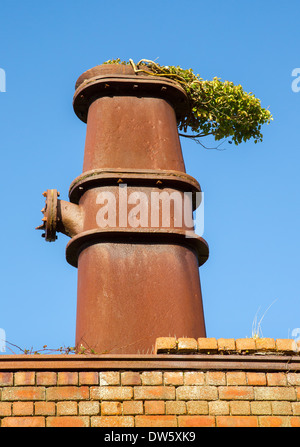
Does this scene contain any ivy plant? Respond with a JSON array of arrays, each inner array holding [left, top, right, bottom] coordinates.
[[104, 58, 273, 147]]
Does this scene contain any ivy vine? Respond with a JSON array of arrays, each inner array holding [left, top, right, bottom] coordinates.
[[104, 58, 273, 147]]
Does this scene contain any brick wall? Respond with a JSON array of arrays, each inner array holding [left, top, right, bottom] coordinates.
[[0, 337, 299, 427]]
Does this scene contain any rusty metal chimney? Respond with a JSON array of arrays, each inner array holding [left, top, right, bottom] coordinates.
[[37, 63, 209, 354]]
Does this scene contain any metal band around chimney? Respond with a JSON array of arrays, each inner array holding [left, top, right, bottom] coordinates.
[[65, 228, 209, 268], [68, 168, 202, 205]]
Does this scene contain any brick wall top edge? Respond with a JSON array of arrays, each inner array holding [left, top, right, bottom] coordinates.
[[155, 337, 300, 355], [0, 338, 299, 372]]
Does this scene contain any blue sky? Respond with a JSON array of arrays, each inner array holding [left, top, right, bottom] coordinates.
[[0, 0, 299, 353]]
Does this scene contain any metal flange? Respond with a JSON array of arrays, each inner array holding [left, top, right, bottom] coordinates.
[[73, 68, 189, 123], [65, 227, 209, 268], [36, 189, 60, 242], [68, 168, 201, 206]]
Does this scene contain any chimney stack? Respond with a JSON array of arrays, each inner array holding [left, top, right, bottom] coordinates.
[[37, 63, 209, 354]]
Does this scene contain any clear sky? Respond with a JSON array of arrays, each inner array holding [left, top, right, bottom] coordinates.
[[0, 0, 299, 353]]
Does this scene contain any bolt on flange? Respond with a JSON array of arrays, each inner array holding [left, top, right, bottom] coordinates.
[[36, 189, 60, 241]]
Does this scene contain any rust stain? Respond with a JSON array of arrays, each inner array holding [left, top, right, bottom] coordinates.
[[37, 64, 209, 354]]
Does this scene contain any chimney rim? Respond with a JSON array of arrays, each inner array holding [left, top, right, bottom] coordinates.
[[73, 68, 189, 123]]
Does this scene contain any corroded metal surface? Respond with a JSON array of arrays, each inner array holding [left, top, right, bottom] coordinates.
[[73, 63, 189, 123], [81, 96, 186, 172], [37, 64, 209, 354], [36, 189, 59, 241], [0, 354, 299, 372], [68, 168, 201, 204], [66, 228, 208, 268], [75, 242, 206, 354]]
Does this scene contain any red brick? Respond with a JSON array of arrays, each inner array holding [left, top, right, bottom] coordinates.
[[2, 416, 45, 427], [57, 401, 78, 416], [12, 401, 34, 416], [46, 386, 89, 401], [79, 401, 100, 415], [291, 417, 300, 427], [144, 401, 165, 415], [36, 372, 57, 386], [91, 386, 132, 401], [2, 386, 45, 401], [14, 372, 35, 386], [208, 401, 229, 415], [235, 338, 256, 352], [123, 401, 143, 415], [217, 338, 236, 352], [250, 401, 272, 415], [246, 372, 266, 386], [197, 337, 218, 353], [100, 372, 120, 386], [255, 338, 276, 351], [101, 401, 122, 415], [184, 372, 205, 385], [164, 372, 183, 385], [177, 338, 198, 353], [292, 402, 300, 415], [79, 371, 99, 385], [187, 401, 209, 415], [206, 371, 226, 386], [135, 415, 177, 427], [141, 371, 162, 385], [57, 372, 78, 385], [219, 386, 254, 400], [121, 372, 141, 386], [154, 337, 177, 354], [267, 372, 287, 386], [217, 416, 258, 427], [178, 416, 215, 427], [91, 416, 134, 427], [287, 373, 300, 386], [0, 402, 11, 416], [46, 416, 89, 427], [34, 401, 56, 416], [166, 401, 186, 414], [134, 386, 175, 400], [259, 416, 290, 427], [254, 386, 296, 401], [230, 401, 251, 415], [276, 339, 295, 352], [176, 386, 218, 401], [0, 372, 13, 386], [271, 401, 292, 415], [227, 372, 247, 385]]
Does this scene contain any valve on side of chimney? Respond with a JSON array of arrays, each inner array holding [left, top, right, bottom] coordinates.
[[36, 189, 83, 241]]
